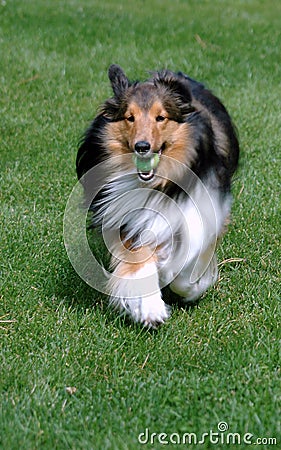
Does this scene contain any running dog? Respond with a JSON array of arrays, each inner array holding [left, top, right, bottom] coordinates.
[[76, 65, 239, 327]]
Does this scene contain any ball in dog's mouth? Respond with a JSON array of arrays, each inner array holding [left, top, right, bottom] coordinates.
[[133, 152, 160, 182]]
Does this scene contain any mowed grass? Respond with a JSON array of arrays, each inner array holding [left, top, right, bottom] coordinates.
[[1, 0, 280, 449]]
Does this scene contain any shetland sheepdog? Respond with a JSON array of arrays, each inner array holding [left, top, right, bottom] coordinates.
[[76, 65, 239, 327]]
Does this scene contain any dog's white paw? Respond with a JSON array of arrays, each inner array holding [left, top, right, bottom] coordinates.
[[133, 292, 170, 328], [109, 261, 170, 327], [111, 291, 170, 328]]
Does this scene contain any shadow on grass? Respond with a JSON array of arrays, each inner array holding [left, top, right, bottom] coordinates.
[[161, 286, 201, 309], [54, 257, 106, 309]]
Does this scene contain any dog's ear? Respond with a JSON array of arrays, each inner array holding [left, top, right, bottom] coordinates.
[[108, 64, 130, 97], [153, 70, 191, 101], [153, 70, 195, 118]]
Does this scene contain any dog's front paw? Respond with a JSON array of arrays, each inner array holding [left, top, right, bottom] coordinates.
[[108, 260, 170, 327], [137, 292, 170, 328], [112, 291, 170, 328]]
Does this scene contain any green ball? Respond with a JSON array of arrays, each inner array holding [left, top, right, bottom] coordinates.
[[133, 153, 160, 171]]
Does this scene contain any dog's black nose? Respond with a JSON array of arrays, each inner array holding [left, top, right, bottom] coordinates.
[[134, 141, 151, 155]]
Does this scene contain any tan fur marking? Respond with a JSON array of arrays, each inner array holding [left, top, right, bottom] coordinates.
[[103, 121, 129, 155], [113, 245, 158, 277], [124, 100, 170, 152]]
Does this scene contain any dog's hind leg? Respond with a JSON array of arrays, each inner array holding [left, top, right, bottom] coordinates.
[[107, 246, 170, 327]]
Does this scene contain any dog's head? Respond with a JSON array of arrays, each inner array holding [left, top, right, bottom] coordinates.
[[101, 65, 196, 183]]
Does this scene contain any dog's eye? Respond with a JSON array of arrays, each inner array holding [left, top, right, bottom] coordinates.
[[156, 115, 166, 122], [126, 115, 135, 123]]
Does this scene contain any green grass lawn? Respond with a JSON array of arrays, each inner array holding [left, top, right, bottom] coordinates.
[[1, 0, 280, 449]]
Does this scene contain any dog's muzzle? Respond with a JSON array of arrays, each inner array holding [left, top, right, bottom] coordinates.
[[133, 141, 164, 181], [132, 150, 161, 182]]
